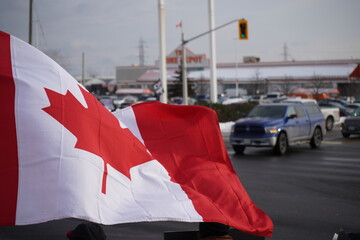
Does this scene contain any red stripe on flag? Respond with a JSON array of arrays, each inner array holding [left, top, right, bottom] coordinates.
[[0, 31, 19, 225], [131, 102, 273, 237]]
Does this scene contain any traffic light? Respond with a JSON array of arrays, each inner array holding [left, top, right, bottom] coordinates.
[[238, 19, 248, 40]]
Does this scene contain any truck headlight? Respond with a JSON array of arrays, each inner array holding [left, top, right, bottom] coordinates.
[[339, 117, 346, 125], [265, 126, 278, 134], [230, 125, 235, 134]]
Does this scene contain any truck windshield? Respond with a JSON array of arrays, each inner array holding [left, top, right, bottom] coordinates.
[[247, 105, 287, 118]]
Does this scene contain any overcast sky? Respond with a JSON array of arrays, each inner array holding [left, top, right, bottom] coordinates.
[[1, 0, 360, 77]]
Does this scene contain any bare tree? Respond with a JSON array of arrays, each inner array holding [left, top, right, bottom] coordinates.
[[309, 74, 327, 97], [44, 49, 72, 73], [88, 70, 99, 79], [194, 75, 209, 96], [251, 69, 263, 95], [279, 75, 294, 95]]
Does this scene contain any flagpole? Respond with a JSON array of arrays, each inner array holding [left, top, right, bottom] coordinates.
[[208, 0, 218, 103], [158, 0, 167, 103]]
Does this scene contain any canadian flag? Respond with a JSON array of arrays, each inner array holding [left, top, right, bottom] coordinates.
[[176, 21, 182, 28], [0, 31, 273, 237]]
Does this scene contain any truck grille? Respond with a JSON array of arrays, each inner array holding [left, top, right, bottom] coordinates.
[[345, 119, 360, 128], [234, 125, 265, 135]]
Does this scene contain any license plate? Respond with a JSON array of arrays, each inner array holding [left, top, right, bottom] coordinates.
[[243, 139, 251, 144], [349, 126, 355, 131]]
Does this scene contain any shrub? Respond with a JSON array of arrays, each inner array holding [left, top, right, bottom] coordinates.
[[196, 102, 258, 122]]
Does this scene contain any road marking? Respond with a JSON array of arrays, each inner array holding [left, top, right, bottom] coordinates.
[[323, 157, 360, 163], [322, 141, 343, 145], [323, 140, 360, 145]]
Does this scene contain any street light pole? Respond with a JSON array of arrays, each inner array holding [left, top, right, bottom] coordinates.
[[181, 33, 188, 105], [180, 18, 240, 105], [28, 0, 33, 44], [208, 0, 218, 103], [158, 0, 167, 103]]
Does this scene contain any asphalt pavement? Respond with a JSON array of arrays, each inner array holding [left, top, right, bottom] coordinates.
[[1, 126, 359, 240]]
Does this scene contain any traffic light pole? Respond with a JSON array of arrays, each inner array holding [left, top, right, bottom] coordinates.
[[181, 18, 240, 104], [183, 19, 239, 45]]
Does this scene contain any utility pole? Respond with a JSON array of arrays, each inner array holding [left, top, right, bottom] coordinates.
[[282, 43, 290, 61], [138, 38, 146, 66], [82, 52, 85, 86], [29, 0, 33, 44], [158, 0, 167, 103]]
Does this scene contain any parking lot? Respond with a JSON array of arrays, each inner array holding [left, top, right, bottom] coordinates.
[[225, 126, 360, 240]]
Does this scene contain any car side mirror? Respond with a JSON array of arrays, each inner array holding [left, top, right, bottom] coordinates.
[[287, 114, 298, 120]]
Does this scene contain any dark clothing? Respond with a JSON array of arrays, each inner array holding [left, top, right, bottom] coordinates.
[[199, 222, 232, 239], [200, 235, 233, 240], [66, 222, 106, 240]]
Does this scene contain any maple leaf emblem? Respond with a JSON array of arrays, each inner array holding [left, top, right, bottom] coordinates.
[[42, 86, 152, 194]]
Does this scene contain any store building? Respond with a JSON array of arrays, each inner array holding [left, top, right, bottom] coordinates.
[[115, 46, 360, 98]]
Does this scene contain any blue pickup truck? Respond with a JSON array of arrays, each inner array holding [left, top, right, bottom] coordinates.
[[230, 102, 326, 155]]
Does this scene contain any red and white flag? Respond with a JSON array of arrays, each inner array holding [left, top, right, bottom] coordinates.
[[176, 21, 182, 28], [0, 31, 273, 237]]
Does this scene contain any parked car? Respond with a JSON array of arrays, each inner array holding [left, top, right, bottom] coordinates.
[[346, 103, 360, 110], [113, 95, 138, 109], [340, 108, 360, 138], [222, 97, 247, 105], [196, 94, 211, 104], [339, 96, 356, 103], [317, 101, 353, 117], [248, 95, 266, 103], [324, 98, 350, 107], [98, 96, 116, 112], [261, 92, 287, 103], [230, 102, 326, 155]]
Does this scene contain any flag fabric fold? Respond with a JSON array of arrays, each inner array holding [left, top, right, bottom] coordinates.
[[0, 31, 273, 237], [114, 102, 273, 236]]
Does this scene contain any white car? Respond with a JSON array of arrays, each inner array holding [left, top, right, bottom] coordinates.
[[222, 97, 247, 105]]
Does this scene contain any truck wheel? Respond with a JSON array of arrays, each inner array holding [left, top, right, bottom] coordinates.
[[274, 132, 287, 155], [233, 145, 245, 154], [310, 127, 322, 148], [342, 132, 350, 138], [325, 117, 334, 131]]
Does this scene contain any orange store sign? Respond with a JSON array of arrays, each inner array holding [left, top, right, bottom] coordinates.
[[165, 46, 209, 68]]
